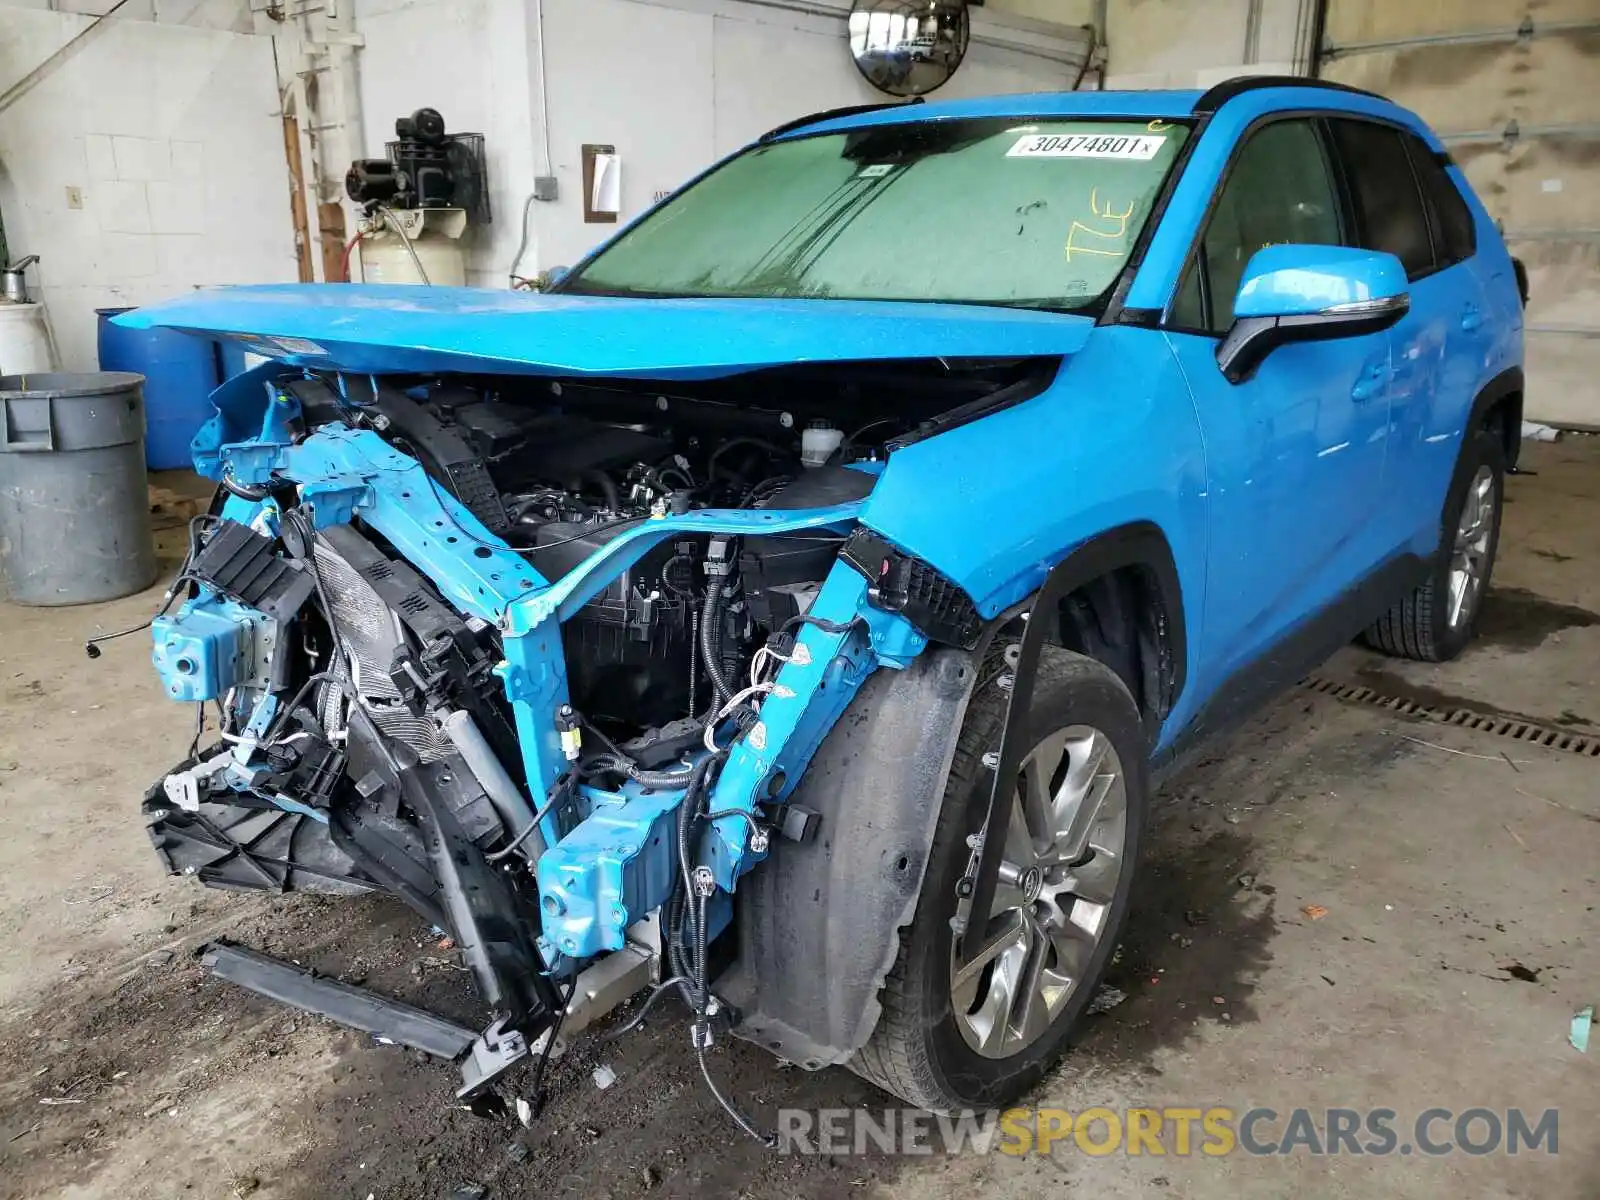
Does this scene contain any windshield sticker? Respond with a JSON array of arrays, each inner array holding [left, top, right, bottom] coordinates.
[[856, 164, 896, 179], [1008, 133, 1166, 160]]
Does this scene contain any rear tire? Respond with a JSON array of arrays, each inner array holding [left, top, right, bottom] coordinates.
[[849, 647, 1147, 1111], [1364, 426, 1505, 663]]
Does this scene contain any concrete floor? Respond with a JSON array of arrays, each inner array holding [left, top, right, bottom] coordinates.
[[0, 439, 1596, 1200]]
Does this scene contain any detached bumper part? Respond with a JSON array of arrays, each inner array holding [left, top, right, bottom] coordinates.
[[201, 942, 478, 1059], [200, 942, 532, 1097]]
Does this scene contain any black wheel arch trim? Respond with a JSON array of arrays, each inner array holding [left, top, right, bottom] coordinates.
[[1470, 364, 1524, 471], [956, 521, 1185, 965], [988, 521, 1189, 734]]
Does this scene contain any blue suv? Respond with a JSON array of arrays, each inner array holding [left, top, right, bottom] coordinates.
[[125, 76, 1522, 1128]]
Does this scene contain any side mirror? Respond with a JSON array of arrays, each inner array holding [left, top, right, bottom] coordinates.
[[1216, 245, 1410, 384]]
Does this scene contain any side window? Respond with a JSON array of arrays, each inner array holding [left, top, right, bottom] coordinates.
[[1327, 119, 1434, 279], [1172, 119, 1343, 334], [1171, 257, 1205, 329], [1405, 135, 1477, 267]]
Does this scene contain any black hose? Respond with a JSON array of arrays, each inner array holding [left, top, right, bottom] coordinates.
[[656, 751, 776, 1147], [665, 889, 688, 972], [600, 975, 691, 1042], [665, 887, 694, 1004], [86, 514, 218, 658], [699, 584, 733, 706], [261, 671, 336, 742], [669, 758, 717, 1009], [707, 437, 786, 485], [688, 608, 701, 716], [682, 769, 774, 1147], [579, 468, 621, 512], [220, 474, 272, 502], [484, 772, 574, 863], [782, 612, 861, 637], [632, 764, 698, 788], [693, 872, 710, 1018], [675, 759, 713, 902], [698, 1045, 777, 1148], [526, 973, 576, 1118], [582, 753, 697, 790], [702, 808, 764, 838], [659, 554, 697, 598]]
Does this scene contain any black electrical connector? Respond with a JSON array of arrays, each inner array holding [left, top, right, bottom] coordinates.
[[778, 805, 822, 845]]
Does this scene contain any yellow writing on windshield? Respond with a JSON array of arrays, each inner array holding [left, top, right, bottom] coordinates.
[[1064, 188, 1136, 262]]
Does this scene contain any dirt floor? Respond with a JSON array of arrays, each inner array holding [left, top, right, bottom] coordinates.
[[1, 439, 1596, 1200]]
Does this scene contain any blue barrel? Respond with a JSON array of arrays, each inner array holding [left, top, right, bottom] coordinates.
[[96, 307, 220, 470], [217, 339, 252, 380]]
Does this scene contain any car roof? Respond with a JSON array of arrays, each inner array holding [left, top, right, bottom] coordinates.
[[770, 76, 1419, 141]]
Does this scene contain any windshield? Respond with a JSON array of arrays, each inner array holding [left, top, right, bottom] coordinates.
[[562, 117, 1190, 310]]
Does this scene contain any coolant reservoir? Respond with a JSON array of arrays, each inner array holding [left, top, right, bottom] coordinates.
[[800, 420, 844, 469]]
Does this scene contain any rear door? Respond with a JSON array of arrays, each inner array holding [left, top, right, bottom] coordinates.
[[1324, 117, 1491, 551], [1164, 115, 1395, 713]]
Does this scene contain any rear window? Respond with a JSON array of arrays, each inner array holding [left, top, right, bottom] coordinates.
[[1327, 119, 1434, 279], [1405, 135, 1477, 267]]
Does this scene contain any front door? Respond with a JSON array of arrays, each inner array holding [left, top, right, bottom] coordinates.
[[1164, 116, 1394, 715]]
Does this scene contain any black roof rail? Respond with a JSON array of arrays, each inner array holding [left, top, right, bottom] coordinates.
[[1192, 74, 1386, 114], [759, 97, 925, 143]]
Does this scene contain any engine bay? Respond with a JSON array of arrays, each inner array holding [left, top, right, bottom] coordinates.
[[436, 387, 877, 737], [274, 358, 1026, 745]]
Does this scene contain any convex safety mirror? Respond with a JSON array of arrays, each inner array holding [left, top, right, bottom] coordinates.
[[849, 0, 970, 97]]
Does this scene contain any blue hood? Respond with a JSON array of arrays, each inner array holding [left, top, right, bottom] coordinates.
[[117, 285, 1092, 381]]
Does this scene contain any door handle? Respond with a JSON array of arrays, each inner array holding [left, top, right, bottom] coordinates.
[[1461, 305, 1484, 332], [1351, 362, 1387, 402]]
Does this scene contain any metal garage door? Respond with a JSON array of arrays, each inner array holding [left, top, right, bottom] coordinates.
[[1319, 0, 1600, 428]]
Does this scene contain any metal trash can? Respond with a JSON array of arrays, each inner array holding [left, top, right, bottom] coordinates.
[[0, 372, 158, 605]]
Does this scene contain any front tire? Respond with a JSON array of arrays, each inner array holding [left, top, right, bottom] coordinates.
[[850, 648, 1148, 1111], [1365, 426, 1505, 662]]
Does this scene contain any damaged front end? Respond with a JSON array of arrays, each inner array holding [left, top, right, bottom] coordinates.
[[132, 352, 999, 1117]]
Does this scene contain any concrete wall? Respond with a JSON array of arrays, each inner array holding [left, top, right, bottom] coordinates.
[[0, 4, 297, 371], [987, 0, 1094, 24], [353, 0, 538, 289], [352, 0, 1094, 283], [0, 0, 252, 32], [533, 0, 1089, 271], [1104, 0, 1308, 86]]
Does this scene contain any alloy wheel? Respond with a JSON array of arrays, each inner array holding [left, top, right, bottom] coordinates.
[[951, 725, 1128, 1059], [1448, 464, 1496, 629]]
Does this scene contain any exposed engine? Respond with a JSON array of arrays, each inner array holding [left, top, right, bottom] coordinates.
[[503, 425, 871, 736], [296, 371, 918, 744]]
